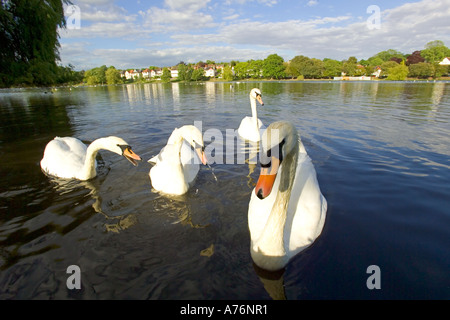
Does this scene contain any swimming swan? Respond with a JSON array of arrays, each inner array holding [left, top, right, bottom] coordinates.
[[248, 121, 327, 271], [40, 136, 142, 181], [148, 125, 207, 195], [238, 88, 264, 142]]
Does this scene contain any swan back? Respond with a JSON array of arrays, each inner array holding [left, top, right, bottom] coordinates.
[[149, 125, 206, 195]]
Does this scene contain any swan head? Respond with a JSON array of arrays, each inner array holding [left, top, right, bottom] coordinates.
[[178, 125, 207, 165], [255, 121, 298, 199], [250, 88, 264, 106], [98, 136, 142, 166]]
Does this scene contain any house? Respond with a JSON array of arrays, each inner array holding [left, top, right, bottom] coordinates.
[[205, 67, 216, 78], [439, 57, 450, 65], [141, 69, 150, 78], [372, 66, 382, 78], [124, 69, 140, 80], [170, 68, 178, 78]]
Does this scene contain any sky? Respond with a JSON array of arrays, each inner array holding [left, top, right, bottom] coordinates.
[[58, 0, 450, 70]]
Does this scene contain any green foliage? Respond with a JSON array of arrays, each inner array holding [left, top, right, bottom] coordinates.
[[421, 40, 450, 63], [191, 68, 205, 81], [408, 62, 434, 78], [177, 64, 188, 81], [247, 60, 264, 79], [386, 62, 409, 80], [263, 54, 286, 79], [105, 66, 122, 85], [0, 0, 70, 87], [222, 66, 234, 81], [234, 61, 249, 79], [84, 65, 107, 85], [373, 49, 406, 62], [288, 55, 324, 79], [161, 67, 171, 82], [323, 59, 342, 78], [342, 57, 358, 76]]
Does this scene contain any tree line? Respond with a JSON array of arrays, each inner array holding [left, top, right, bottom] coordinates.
[[78, 40, 450, 86]]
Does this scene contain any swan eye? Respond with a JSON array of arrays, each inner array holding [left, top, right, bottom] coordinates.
[[118, 144, 131, 154]]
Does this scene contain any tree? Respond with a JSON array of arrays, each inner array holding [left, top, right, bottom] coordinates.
[[177, 64, 187, 81], [386, 62, 409, 80], [0, 0, 70, 87], [408, 62, 434, 78], [342, 56, 358, 76], [380, 61, 398, 77], [263, 54, 286, 79], [421, 40, 450, 78], [105, 66, 121, 84], [84, 65, 107, 85], [191, 68, 205, 81], [421, 40, 450, 63], [406, 51, 425, 66], [374, 49, 405, 62], [222, 66, 234, 81], [248, 59, 263, 79], [161, 67, 171, 82], [234, 61, 249, 79], [323, 59, 342, 78]]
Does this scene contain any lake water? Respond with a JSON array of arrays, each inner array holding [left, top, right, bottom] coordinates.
[[0, 81, 449, 300]]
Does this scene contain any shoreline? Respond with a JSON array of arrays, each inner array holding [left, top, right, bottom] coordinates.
[[1, 76, 450, 90]]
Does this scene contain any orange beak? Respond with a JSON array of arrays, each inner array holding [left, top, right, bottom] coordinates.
[[123, 147, 142, 166], [196, 146, 207, 165], [255, 156, 280, 199], [256, 95, 264, 106]]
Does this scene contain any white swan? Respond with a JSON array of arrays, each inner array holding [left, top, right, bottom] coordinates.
[[40, 136, 142, 181], [238, 88, 264, 142], [248, 121, 327, 271], [148, 125, 207, 196]]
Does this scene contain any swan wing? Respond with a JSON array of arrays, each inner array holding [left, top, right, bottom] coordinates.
[[149, 143, 189, 195], [285, 152, 327, 255], [180, 140, 200, 184], [238, 117, 262, 142], [40, 137, 89, 179]]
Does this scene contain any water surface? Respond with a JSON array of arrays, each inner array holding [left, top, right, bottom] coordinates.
[[0, 81, 449, 299]]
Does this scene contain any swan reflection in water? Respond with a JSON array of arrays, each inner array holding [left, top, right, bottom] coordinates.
[[45, 172, 139, 233]]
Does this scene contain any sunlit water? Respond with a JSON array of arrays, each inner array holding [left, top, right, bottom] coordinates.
[[0, 81, 449, 299]]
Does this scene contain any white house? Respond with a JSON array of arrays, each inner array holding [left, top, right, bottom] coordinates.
[[372, 66, 382, 78], [439, 57, 450, 65], [125, 69, 140, 80], [170, 68, 178, 78], [141, 69, 150, 78], [205, 67, 216, 78]]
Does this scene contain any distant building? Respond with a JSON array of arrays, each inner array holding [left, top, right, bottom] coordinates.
[[439, 57, 450, 65], [141, 69, 150, 78], [205, 67, 216, 78]]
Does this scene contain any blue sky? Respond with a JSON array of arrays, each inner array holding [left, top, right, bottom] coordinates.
[[59, 0, 450, 70]]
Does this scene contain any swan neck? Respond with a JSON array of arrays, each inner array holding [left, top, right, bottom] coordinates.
[[81, 139, 103, 180], [259, 140, 299, 255], [250, 96, 258, 125]]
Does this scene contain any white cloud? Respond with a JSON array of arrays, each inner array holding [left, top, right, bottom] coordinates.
[[60, 0, 450, 70], [60, 22, 148, 39], [223, 14, 240, 20], [141, 0, 216, 32], [307, 0, 318, 7]]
